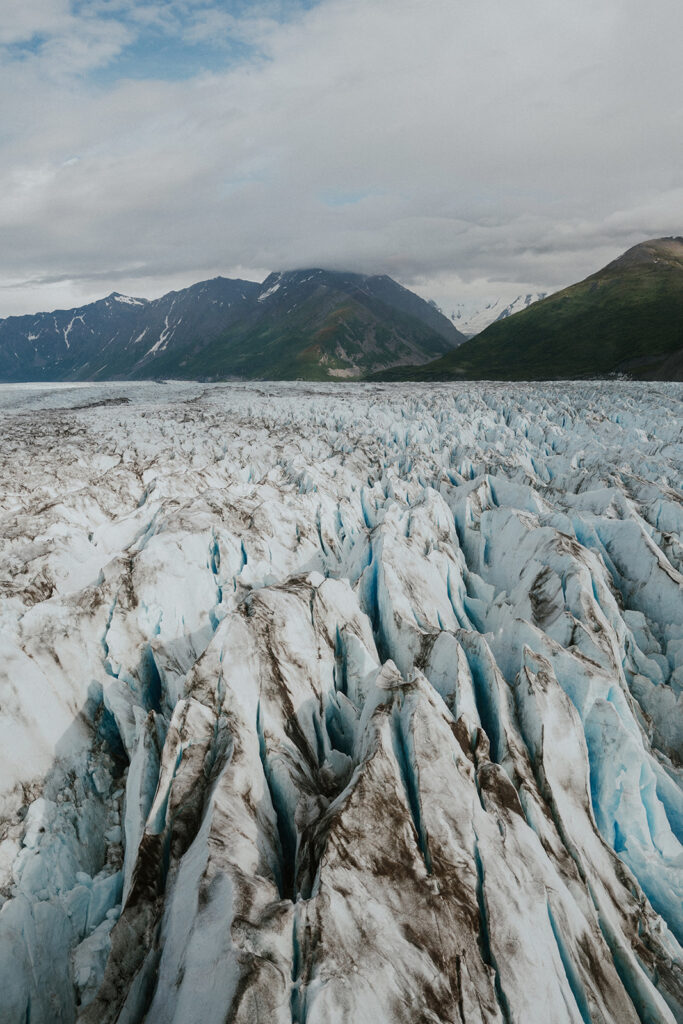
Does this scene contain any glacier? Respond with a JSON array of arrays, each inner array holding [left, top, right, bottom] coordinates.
[[0, 379, 681, 1024]]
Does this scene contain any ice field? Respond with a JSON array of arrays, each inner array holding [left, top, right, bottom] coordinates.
[[0, 380, 681, 1023]]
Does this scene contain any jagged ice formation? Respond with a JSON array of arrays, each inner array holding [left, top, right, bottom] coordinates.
[[0, 380, 681, 1024]]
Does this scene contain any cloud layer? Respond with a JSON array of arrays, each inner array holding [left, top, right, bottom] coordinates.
[[1, 0, 682, 315]]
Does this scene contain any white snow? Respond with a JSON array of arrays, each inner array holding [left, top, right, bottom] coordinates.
[[0, 379, 681, 1024], [257, 279, 282, 302], [63, 314, 85, 349], [145, 315, 173, 356], [113, 295, 144, 306], [451, 292, 549, 336]]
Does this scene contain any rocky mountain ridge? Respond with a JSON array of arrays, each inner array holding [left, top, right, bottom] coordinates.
[[0, 270, 465, 382]]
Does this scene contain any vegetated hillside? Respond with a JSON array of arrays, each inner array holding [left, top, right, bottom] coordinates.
[[0, 270, 465, 382], [377, 237, 683, 381]]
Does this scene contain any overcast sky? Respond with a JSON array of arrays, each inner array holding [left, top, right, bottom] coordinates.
[[1, 0, 682, 317]]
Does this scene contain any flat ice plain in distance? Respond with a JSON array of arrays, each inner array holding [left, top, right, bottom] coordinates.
[[0, 379, 681, 1024]]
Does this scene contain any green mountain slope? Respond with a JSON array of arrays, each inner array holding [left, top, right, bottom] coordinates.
[[376, 237, 683, 381]]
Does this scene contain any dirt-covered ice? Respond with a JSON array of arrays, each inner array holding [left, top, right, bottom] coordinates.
[[0, 380, 681, 1024]]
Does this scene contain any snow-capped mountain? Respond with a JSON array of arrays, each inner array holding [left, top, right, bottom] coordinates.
[[450, 292, 548, 336], [0, 380, 681, 1023], [0, 270, 465, 382], [0, 277, 261, 382]]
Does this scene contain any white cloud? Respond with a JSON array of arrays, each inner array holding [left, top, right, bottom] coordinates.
[[0, 0, 681, 315], [0, 3, 134, 77], [0, 0, 72, 46]]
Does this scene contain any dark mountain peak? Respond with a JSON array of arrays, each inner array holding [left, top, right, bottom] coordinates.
[[262, 267, 403, 290], [259, 268, 354, 290], [193, 274, 260, 290], [252, 268, 465, 345], [152, 276, 260, 302], [254, 268, 369, 309]]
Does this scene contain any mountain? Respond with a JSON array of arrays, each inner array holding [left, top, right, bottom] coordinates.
[[379, 237, 683, 380], [0, 270, 465, 382], [450, 292, 548, 337], [0, 278, 261, 382], [147, 269, 465, 380]]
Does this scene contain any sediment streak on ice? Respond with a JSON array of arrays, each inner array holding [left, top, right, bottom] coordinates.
[[0, 380, 681, 1024]]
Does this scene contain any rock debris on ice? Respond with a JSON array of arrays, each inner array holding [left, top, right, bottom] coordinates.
[[0, 379, 681, 1024]]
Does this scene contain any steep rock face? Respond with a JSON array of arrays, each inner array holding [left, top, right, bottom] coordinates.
[[0, 380, 681, 1024]]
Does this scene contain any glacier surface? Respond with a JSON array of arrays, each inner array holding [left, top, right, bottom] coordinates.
[[0, 380, 681, 1024]]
